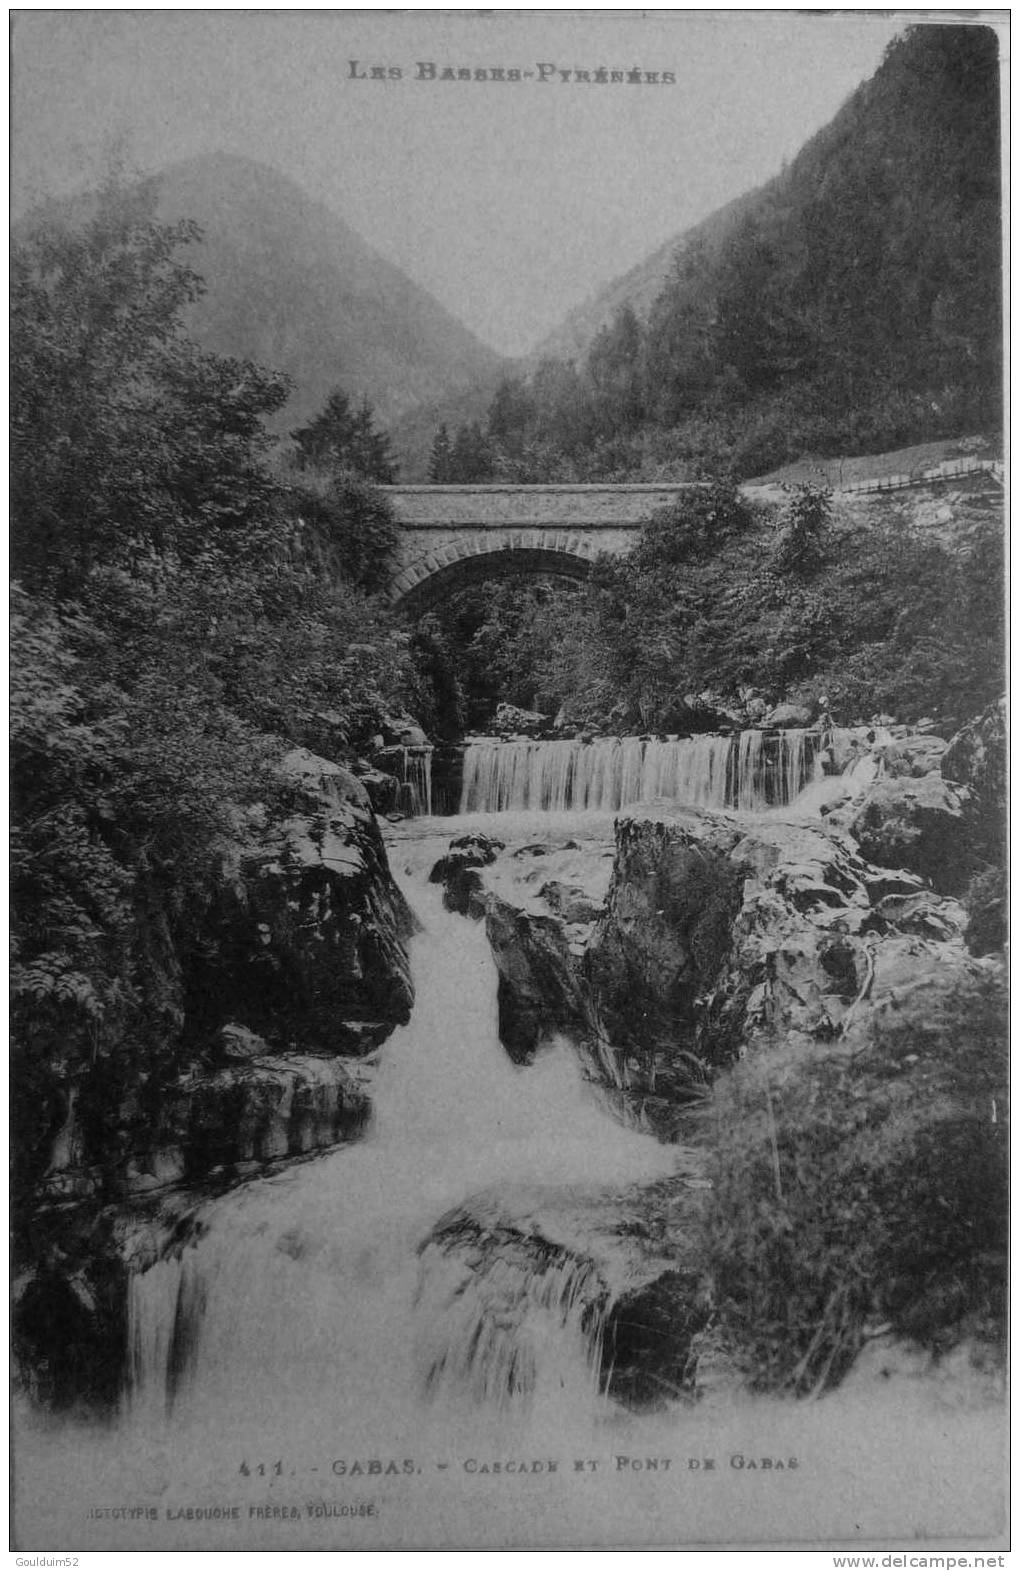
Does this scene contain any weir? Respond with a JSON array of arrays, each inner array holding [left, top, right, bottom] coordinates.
[[459, 730, 819, 815]]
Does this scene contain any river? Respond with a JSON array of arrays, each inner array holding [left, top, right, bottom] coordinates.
[[13, 812, 1006, 1551]]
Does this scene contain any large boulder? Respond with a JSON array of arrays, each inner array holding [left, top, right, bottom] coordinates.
[[876, 733, 949, 777], [584, 809, 748, 1093], [580, 803, 978, 1119], [429, 833, 505, 916], [843, 771, 971, 892], [188, 749, 416, 1056], [941, 698, 1007, 864], [493, 701, 549, 736], [484, 896, 587, 1062], [766, 701, 814, 727]]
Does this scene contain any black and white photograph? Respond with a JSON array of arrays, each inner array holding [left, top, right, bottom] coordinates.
[[10, 8, 1008, 1554]]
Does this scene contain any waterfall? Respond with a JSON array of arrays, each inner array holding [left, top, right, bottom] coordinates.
[[459, 731, 818, 815], [416, 1235, 607, 1414], [393, 745, 433, 816], [120, 870, 676, 1442]]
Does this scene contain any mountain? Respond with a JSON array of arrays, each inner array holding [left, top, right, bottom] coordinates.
[[149, 152, 505, 435], [533, 22, 1001, 399], [462, 23, 1002, 481], [529, 188, 761, 369]]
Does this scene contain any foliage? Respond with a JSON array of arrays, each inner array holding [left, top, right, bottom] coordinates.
[[427, 424, 454, 482], [285, 467, 400, 595], [425, 416, 496, 482], [10, 171, 422, 1207], [291, 386, 396, 482], [517, 483, 1003, 730], [701, 970, 1008, 1392], [11, 174, 290, 595], [421, 578, 583, 729], [406, 614, 466, 740]]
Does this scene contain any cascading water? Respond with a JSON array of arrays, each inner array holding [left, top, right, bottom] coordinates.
[[16, 818, 1006, 1550], [459, 731, 819, 815], [391, 745, 434, 816], [119, 857, 677, 1449]]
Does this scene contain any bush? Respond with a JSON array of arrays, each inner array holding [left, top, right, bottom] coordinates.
[[701, 969, 1007, 1393]]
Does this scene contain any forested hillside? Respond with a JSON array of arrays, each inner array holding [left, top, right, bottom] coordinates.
[[429, 25, 1002, 482]]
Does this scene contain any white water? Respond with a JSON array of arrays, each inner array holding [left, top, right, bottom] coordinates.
[[120, 854, 677, 1445], [14, 825, 1007, 1550], [389, 744, 433, 816], [460, 730, 817, 814]]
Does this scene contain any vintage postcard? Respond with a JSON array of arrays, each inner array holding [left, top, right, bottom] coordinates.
[[10, 8, 1007, 1555]]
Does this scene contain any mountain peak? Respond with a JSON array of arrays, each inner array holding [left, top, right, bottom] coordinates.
[[147, 152, 505, 436]]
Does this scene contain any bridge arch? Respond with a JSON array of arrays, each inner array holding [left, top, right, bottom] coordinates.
[[390, 528, 594, 612]]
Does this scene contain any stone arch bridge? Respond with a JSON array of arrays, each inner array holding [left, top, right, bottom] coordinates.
[[383, 484, 698, 611]]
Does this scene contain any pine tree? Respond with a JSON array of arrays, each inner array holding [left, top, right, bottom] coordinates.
[[291, 388, 396, 482], [428, 424, 454, 482]]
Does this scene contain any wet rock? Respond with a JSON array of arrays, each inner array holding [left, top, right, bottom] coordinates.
[[443, 864, 487, 918], [13, 1255, 129, 1412], [585, 810, 748, 1093], [484, 897, 587, 1062], [602, 1268, 710, 1409], [572, 804, 978, 1113], [430, 836, 503, 916], [512, 839, 581, 859], [218, 1023, 272, 1062], [189, 748, 417, 1057], [352, 765, 401, 815], [766, 701, 814, 727], [538, 880, 602, 925], [418, 1180, 714, 1413], [174, 1054, 369, 1181], [942, 698, 1007, 865], [380, 712, 429, 748], [493, 701, 549, 736], [877, 734, 949, 777], [449, 831, 505, 860], [845, 772, 970, 893]]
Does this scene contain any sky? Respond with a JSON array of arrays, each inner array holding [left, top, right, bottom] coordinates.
[[12, 9, 913, 357]]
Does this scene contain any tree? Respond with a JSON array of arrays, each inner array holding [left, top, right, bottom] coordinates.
[[449, 421, 494, 482], [427, 424, 454, 482], [11, 173, 295, 593], [291, 471, 399, 595], [291, 388, 396, 482], [486, 377, 534, 458]]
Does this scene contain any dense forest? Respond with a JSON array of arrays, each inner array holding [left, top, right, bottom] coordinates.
[[429, 26, 1002, 484]]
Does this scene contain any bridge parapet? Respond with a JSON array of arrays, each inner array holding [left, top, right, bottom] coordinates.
[[383, 482, 698, 530]]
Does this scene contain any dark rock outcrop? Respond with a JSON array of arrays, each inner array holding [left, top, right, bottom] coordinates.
[[429, 832, 504, 916], [585, 811, 748, 1087], [843, 771, 971, 892], [942, 697, 1007, 865], [484, 897, 588, 1062], [447, 802, 979, 1132], [20, 749, 413, 1250], [187, 749, 416, 1058], [766, 700, 814, 727]]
